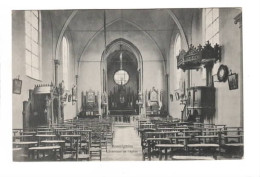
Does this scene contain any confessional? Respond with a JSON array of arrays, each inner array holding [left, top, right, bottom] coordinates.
[[22, 83, 65, 129]]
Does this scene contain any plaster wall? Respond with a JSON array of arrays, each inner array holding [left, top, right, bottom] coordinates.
[[77, 21, 165, 113], [12, 11, 76, 128], [169, 8, 242, 127]]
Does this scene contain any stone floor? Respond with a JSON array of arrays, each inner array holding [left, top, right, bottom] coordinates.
[[102, 125, 143, 161]]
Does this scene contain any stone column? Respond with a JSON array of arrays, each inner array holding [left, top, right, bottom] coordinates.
[[205, 63, 214, 87], [54, 59, 62, 123], [54, 59, 60, 86], [165, 74, 169, 115], [75, 75, 79, 115]]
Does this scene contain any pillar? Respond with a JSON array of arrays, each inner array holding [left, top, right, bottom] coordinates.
[[166, 74, 169, 115], [54, 59, 62, 123], [75, 75, 79, 115], [205, 63, 214, 87], [54, 59, 60, 86]]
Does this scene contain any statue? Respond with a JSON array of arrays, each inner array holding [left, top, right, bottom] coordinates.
[[138, 92, 143, 103], [59, 80, 65, 95], [72, 85, 77, 101]]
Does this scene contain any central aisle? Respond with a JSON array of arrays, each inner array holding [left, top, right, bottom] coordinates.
[[102, 125, 143, 161]]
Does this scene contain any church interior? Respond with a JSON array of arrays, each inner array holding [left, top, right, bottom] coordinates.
[[12, 8, 243, 161]]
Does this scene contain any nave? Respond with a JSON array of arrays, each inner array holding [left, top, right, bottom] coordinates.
[[13, 116, 243, 161], [102, 125, 142, 161], [12, 8, 244, 162]]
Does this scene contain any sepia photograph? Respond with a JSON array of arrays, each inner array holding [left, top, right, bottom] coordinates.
[[1, 0, 260, 176], [12, 8, 244, 162]]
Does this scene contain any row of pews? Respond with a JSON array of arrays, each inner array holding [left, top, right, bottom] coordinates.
[[137, 119, 243, 160], [13, 118, 114, 161]]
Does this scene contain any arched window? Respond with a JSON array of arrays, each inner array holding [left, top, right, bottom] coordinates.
[[62, 37, 69, 90], [174, 34, 182, 89], [25, 10, 41, 80], [203, 8, 219, 44], [203, 8, 220, 83]]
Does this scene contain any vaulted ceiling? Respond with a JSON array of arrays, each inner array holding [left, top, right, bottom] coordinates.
[[68, 9, 175, 61], [47, 9, 196, 62]]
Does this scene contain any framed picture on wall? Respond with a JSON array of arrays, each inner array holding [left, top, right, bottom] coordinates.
[[68, 94, 72, 102], [175, 92, 180, 100], [228, 73, 238, 90], [170, 94, 173, 102], [13, 78, 22, 94]]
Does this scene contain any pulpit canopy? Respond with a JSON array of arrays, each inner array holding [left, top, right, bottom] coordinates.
[[177, 41, 221, 71]]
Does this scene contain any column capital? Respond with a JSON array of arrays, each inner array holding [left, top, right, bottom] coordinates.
[[234, 12, 242, 28], [54, 59, 60, 65]]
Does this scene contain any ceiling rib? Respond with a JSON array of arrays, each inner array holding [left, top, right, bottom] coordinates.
[[55, 10, 78, 60], [78, 18, 165, 68]]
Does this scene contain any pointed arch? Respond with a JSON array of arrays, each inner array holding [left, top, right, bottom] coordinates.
[[55, 10, 78, 60], [166, 9, 189, 49], [100, 38, 144, 104]]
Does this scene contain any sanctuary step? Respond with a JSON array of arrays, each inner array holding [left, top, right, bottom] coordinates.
[[109, 115, 139, 126], [109, 109, 137, 115], [113, 123, 134, 127]]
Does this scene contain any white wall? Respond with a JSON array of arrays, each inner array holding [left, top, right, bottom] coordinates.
[[169, 8, 243, 127], [214, 8, 242, 126], [12, 11, 77, 128]]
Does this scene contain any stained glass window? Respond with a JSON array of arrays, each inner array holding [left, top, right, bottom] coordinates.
[[114, 70, 129, 85]]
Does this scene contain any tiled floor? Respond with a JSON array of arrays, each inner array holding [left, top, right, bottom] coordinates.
[[102, 125, 143, 161]]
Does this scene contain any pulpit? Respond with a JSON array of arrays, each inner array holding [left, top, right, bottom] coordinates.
[[177, 42, 221, 71], [186, 86, 215, 122]]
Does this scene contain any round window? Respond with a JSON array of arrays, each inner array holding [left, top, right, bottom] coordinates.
[[114, 70, 129, 85]]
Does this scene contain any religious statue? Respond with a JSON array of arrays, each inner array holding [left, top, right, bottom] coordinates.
[[72, 85, 77, 101], [59, 80, 65, 95], [68, 94, 72, 102], [119, 94, 125, 104]]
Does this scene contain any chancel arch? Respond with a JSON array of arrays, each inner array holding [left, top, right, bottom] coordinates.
[[100, 38, 143, 116], [76, 18, 165, 76]]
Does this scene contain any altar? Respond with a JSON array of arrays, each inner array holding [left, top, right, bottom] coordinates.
[[108, 85, 138, 115]]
